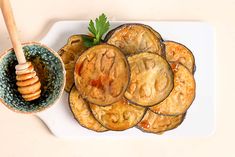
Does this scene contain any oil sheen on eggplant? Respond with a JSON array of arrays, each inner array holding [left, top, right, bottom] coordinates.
[[74, 44, 130, 106], [69, 85, 108, 132], [90, 98, 146, 131], [164, 41, 195, 73], [58, 35, 89, 92], [106, 24, 164, 56], [137, 110, 185, 134], [125, 52, 174, 107], [57, 22, 197, 135], [150, 63, 196, 115]]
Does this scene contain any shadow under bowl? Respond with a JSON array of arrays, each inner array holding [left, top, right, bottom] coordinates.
[[0, 42, 65, 114]]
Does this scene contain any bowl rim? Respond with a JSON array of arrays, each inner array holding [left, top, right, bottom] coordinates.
[[0, 41, 66, 114]]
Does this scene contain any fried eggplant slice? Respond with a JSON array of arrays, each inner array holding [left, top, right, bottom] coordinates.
[[137, 110, 185, 134], [106, 24, 164, 56], [69, 85, 108, 132], [90, 98, 146, 131], [58, 35, 89, 92], [74, 44, 129, 106], [164, 41, 195, 73], [124, 52, 174, 107], [150, 63, 196, 115]]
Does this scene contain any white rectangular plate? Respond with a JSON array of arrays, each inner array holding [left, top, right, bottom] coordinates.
[[37, 21, 215, 138]]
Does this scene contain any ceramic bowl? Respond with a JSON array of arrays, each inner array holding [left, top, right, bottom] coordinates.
[[0, 42, 65, 114]]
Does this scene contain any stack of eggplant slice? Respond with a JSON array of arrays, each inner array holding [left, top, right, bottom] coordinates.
[[58, 24, 196, 134]]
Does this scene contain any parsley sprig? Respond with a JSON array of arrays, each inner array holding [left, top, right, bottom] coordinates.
[[83, 13, 110, 47]]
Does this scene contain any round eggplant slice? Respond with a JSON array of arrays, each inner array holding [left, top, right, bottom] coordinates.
[[150, 63, 196, 115], [69, 85, 108, 132], [58, 35, 89, 92], [74, 44, 130, 106], [124, 52, 174, 107], [164, 41, 195, 73], [90, 98, 146, 131], [137, 110, 185, 134], [106, 24, 164, 56]]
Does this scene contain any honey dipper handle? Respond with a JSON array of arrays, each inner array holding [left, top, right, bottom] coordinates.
[[1, 0, 26, 64]]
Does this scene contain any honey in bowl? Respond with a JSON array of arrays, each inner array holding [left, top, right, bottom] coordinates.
[[31, 56, 49, 93], [0, 42, 65, 113]]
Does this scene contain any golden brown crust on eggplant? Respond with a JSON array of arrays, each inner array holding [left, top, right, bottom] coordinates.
[[150, 63, 195, 115], [60, 23, 196, 135], [137, 110, 185, 134], [90, 98, 146, 131], [74, 44, 130, 106], [143, 24, 163, 41], [106, 24, 163, 56], [58, 35, 88, 92], [164, 41, 195, 73], [124, 52, 174, 107], [69, 85, 108, 132]]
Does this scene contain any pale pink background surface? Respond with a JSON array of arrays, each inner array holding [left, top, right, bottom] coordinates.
[[0, 0, 233, 156]]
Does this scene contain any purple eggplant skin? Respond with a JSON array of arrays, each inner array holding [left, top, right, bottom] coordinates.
[[74, 43, 131, 106], [89, 102, 148, 131], [136, 112, 186, 134], [163, 40, 196, 74], [144, 24, 166, 58], [68, 84, 108, 132], [124, 53, 174, 108], [148, 62, 196, 116], [104, 23, 165, 57], [104, 23, 163, 42]]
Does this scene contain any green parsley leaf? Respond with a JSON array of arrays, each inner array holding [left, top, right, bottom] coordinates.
[[83, 13, 110, 47], [88, 20, 96, 36], [82, 35, 95, 47]]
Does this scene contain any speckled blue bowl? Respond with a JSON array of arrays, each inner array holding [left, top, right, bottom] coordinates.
[[0, 42, 65, 114]]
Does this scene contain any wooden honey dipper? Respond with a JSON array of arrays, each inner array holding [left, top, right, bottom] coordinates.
[[1, 0, 41, 101]]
